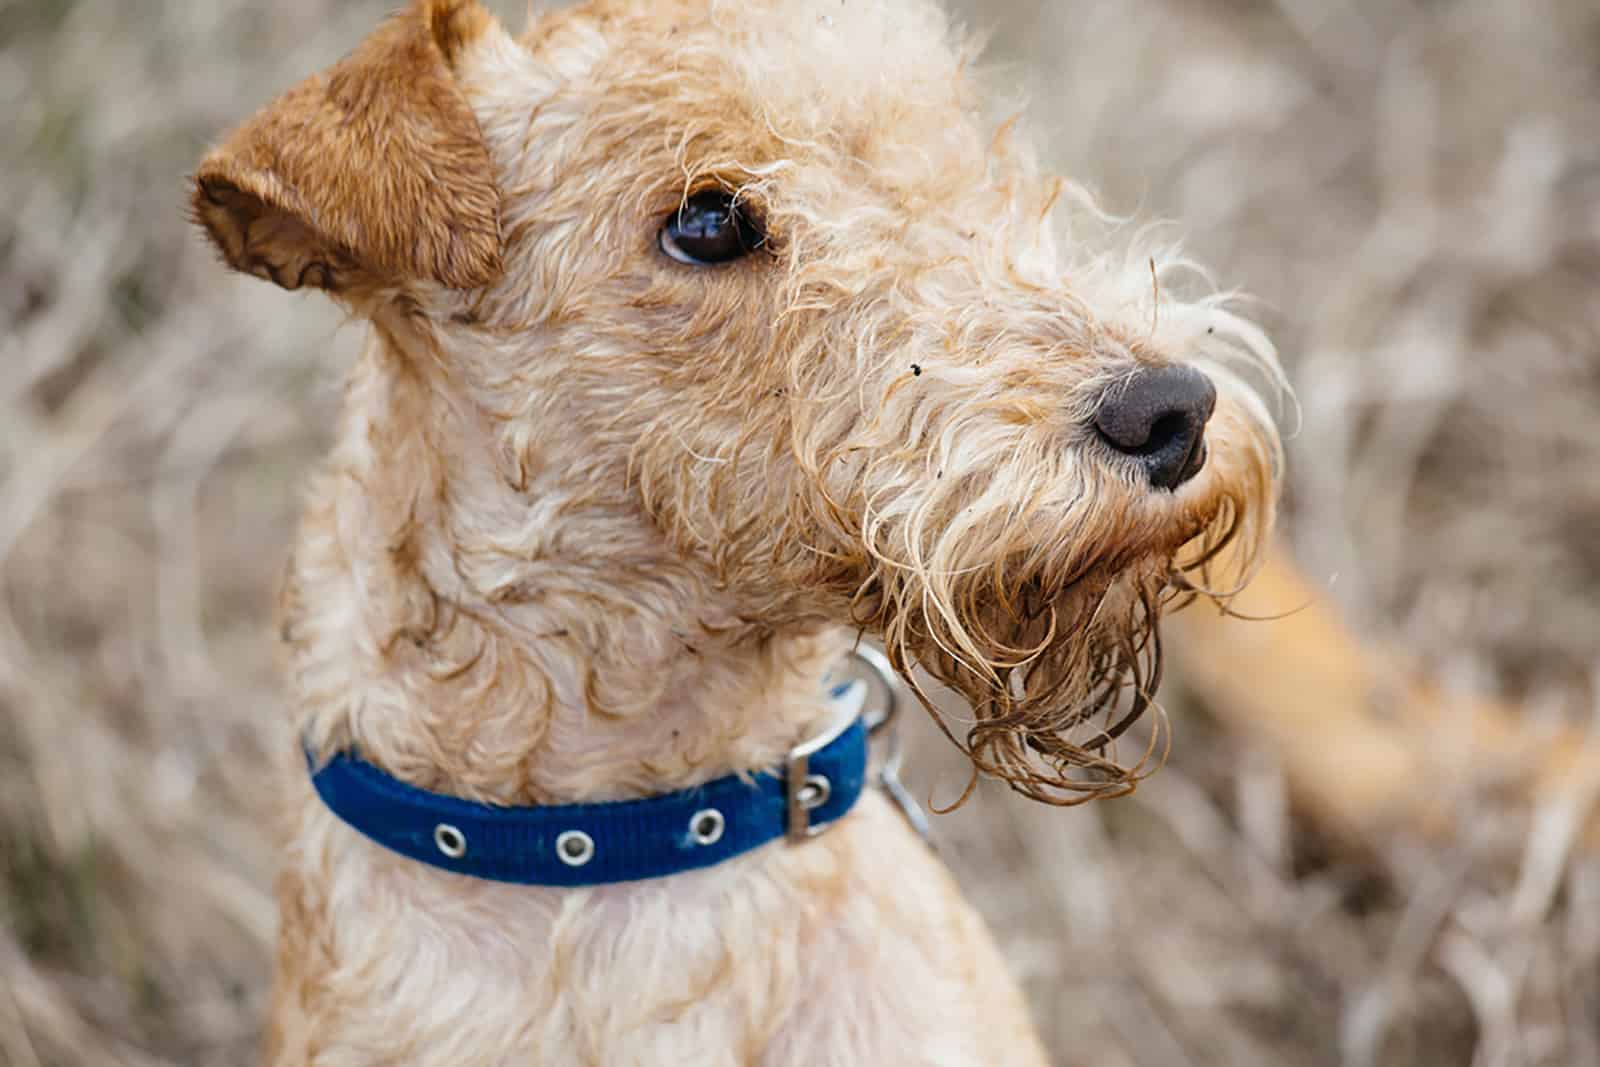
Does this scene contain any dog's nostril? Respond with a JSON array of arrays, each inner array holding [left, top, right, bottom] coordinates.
[[1142, 412, 1190, 456], [1094, 365, 1218, 491]]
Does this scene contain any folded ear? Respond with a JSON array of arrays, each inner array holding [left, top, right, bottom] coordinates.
[[191, 0, 503, 294]]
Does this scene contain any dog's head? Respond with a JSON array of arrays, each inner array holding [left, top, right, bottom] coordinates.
[[193, 0, 1283, 804]]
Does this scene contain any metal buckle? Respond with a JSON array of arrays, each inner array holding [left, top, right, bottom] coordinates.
[[784, 647, 932, 846], [785, 686, 860, 842]]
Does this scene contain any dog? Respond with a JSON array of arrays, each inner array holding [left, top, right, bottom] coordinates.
[[189, 0, 1282, 1062]]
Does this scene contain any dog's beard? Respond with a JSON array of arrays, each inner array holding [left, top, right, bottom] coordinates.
[[845, 458, 1269, 807], [781, 334, 1281, 804]]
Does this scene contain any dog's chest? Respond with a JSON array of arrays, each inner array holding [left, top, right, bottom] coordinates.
[[271, 793, 1045, 1066]]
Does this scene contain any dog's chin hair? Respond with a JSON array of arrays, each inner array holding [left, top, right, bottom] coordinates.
[[851, 460, 1272, 808], [860, 554, 1168, 808]]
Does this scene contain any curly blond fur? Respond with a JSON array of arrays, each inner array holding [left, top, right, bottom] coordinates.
[[190, 0, 1282, 1062]]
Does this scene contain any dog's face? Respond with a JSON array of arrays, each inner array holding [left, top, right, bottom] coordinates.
[[193, 0, 1282, 803]]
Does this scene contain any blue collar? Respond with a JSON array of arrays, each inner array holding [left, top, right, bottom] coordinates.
[[309, 677, 870, 886]]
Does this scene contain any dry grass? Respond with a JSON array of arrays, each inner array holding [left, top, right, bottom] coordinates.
[[3, 0, 1598, 1063]]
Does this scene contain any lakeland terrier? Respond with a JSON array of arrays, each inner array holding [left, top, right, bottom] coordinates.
[[190, 0, 1282, 1062]]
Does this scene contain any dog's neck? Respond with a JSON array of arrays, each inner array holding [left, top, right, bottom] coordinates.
[[286, 326, 848, 806]]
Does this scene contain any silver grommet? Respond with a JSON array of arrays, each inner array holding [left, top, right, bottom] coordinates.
[[434, 823, 467, 859], [689, 808, 726, 846], [796, 774, 831, 810], [556, 829, 596, 867]]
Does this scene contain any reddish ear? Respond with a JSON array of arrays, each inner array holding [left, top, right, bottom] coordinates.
[[191, 0, 502, 293]]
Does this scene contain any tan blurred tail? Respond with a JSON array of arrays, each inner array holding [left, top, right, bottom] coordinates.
[[1167, 544, 1600, 846]]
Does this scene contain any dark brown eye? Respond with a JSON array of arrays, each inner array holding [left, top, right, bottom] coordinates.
[[659, 191, 764, 266]]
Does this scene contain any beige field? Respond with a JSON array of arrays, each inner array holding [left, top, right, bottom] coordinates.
[[3, 1, 1598, 1064]]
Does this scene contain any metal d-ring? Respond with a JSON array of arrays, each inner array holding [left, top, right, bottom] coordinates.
[[784, 646, 932, 846], [874, 715, 932, 845], [849, 645, 902, 738], [847, 645, 932, 847]]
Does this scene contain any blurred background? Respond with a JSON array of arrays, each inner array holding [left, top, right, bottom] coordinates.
[[3, 0, 1598, 1063]]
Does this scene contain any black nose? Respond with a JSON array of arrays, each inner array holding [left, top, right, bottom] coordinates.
[[1094, 365, 1218, 491]]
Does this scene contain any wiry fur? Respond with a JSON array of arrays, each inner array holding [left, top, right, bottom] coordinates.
[[189, 0, 1283, 1062]]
